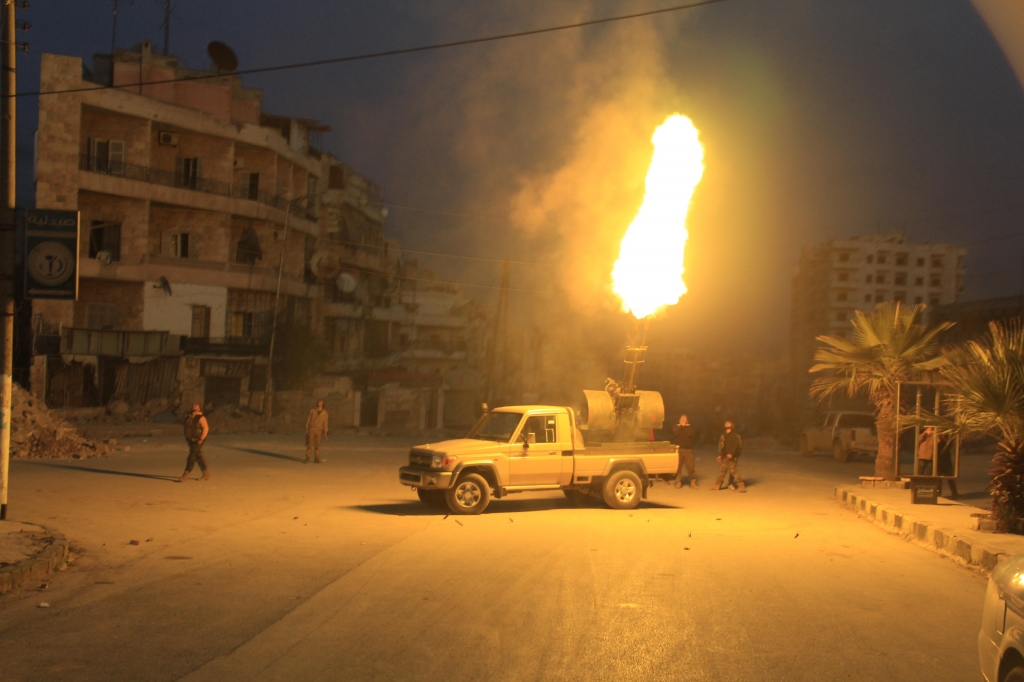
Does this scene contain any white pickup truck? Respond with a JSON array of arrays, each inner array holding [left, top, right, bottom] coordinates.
[[398, 405, 679, 515]]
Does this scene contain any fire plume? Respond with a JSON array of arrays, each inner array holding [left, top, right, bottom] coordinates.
[[611, 114, 705, 319]]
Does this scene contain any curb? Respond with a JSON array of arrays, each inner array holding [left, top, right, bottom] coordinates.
[[835, 486, 1009, 574], [0, 527, 69, 596]]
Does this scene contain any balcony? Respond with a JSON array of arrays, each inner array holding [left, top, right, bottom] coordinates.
[[181, 335, 270, 356], [79, 155, 292, 212]]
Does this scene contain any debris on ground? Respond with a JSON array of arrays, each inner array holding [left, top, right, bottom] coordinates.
[[10, 384, 109, 460]]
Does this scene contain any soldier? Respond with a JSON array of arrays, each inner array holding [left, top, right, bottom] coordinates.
[[712, 420, 746, 493], [673, 414, 698, 489], [305, 399, 329, 464], [179, 403, 210, 482]]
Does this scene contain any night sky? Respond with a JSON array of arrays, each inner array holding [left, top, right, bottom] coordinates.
[[18, 1, 1024, 355]]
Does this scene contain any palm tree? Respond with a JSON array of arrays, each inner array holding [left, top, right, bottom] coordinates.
[[809, 302, 952, 479], [937, 320, 1024, 530]]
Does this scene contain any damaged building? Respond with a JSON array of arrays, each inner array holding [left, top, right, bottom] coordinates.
[[29, 42, 484, 430]]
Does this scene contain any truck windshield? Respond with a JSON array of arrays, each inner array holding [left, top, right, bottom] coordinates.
[[467, 412, 523, 442]]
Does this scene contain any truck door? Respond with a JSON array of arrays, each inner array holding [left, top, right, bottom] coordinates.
[[509, 413, 566, 485]]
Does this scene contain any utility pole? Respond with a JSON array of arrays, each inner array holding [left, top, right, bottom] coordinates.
[[161, 0, 171, 56], [0, 0, 18, 521], [484, 261, 509, 406]]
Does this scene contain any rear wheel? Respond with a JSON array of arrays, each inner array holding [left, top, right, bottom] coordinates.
[[800, 435, 813, 457], [833, 440, 850, 463], [603, 470, 642, 510], [417, 489, 447, 509], [1003, 665, 1024, 682], [445, 473, 491, 515]]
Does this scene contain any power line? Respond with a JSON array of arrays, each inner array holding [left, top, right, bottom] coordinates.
[[17, 0, 732, 98]]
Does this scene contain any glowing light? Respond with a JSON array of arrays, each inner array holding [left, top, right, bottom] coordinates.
[[611, 114, 705, 319]]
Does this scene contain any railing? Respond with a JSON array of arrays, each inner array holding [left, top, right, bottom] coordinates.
[[181, 335, 270, 355], [80, 155, 297, 215]]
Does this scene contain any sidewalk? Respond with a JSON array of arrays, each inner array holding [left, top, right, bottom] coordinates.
[[835, 485, 1024, 573], [0, 521, 69, 595]]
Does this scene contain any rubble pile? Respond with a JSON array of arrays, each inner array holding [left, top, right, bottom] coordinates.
[[10, 385, 109, 459]]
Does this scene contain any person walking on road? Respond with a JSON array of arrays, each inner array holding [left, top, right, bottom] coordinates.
[[306, 399, 329, 464], [180, 403, 210, 482], [712, 421, 746, 493], [673, 414, 698, 489]]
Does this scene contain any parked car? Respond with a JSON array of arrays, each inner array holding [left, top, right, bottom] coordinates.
[[979, 555, 1024, 682], [800, 411, 878, 462]]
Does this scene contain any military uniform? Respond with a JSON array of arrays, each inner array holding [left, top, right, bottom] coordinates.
[[713, 428, 745, 492], [673, 422, 698, 488], [306, 406, 329, 463], [181, 411, 210, 481]]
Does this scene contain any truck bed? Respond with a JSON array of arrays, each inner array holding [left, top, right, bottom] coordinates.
[[574, 441, 678, 477]]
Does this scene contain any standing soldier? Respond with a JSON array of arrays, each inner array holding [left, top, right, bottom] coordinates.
[[305, 399, 329, 464], [673, 414, 698, 489], [712, 420, 746, 493], [179, 403, 210, 482]]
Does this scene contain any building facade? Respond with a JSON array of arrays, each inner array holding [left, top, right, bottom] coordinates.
[[790, 232, 966, 380], [30, 43, 482, 428]]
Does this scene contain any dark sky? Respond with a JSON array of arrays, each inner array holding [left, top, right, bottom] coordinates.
[[19, 0, 1024, 355]]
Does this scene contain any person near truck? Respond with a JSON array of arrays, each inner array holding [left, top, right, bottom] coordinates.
[[305, 399, 329, 464], [179, 403, 210, 482], [712, 421, 746, 493], [672, 414, 698, 489]]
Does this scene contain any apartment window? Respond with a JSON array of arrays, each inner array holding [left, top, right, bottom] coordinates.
[[161, 232, 197, 259], [835, 311, 845, 322], [175, 156, 201, 190], [931, 255, 943, 268], [240, 172, 260, 200], [837, 272, 848, 282], [838, 252, 850, 262], [87, 222, 121, 262], [837, 292, 848, 302], [916, 257, 925, 267], [895, 253, 908, 266], [867, 255, 874, 264], [876, 273, 886, 284], [86, 302, 117, 329], [894, 272, 907, 286], [190, 305, 211, 338], [877, 254, 887, 264], [930, 275, 942, 287], [875, 293, 884, 302], [864, 294, 872, 302], [929, 296, 940, 306], [914, 296, 923, 304], [915, 276, 924, 286], [230, 312, 255, 338], [865, 275, 873, 284], [87, 138, 125, 175], [235, 227, 262, 265], [894, 291, 906, 302]]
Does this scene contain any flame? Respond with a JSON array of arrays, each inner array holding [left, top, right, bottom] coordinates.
[[611, 114, 705, 319]]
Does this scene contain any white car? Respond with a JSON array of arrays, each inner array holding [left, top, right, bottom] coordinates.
[[979, 555, 1024, 682], [800, 411, 879, 463]]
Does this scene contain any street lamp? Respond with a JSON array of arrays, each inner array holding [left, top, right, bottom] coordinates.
[[263, 192, 321, 422]]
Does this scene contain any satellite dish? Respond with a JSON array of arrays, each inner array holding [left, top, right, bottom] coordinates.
[[96, 250, 112, 266], [337, 272, 357, 294], [160, 276, 173, 297], [309, 245, 345, 280], [207, 41, 238, 73]]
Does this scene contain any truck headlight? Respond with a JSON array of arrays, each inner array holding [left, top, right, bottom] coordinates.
[[431, 454, 457, 468]]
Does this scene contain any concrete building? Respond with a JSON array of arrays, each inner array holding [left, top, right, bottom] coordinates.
[[29, 43, 483, 429], [790, 232, 966, 379], [929, 295, 1024, 345]]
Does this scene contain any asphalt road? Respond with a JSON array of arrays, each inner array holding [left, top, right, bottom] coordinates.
[[0, 434, 989, 681]]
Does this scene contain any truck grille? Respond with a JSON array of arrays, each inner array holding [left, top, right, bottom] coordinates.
[[409, 449, 433, 467]]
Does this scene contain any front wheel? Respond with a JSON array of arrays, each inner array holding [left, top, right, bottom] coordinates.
[[417, 489, 447, 509], [445, 473, 491, 515], [833, 440, 850, 463], [603, 470, 642, 510]]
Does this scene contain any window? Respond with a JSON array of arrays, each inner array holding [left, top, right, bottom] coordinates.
[[162, 232, 197, 259], [931, 255, 943, 268], [838, 252, 850, 262], [86, 302, 117, 329], [837, 292, 847, 302], [930, 276, 942, 287], [190, 305, 211, 338], [877, 254, 887, 264], [929, 296, 940, 306], [914, 296, 923, 304], [894, 272, 907, 285], [894, 291, 906, 302], [864, 294, 872, 302], [87, 222, 121, 262], [866, 274, 873, 283], [235, 227, 262, 264], [230, 312, 255, 338], [838, 272, 848, 282], [522, 414, 556, 444], [867, 255, 874, 264], [895, 253, 908, 266], [175, 156, 201, 190], [915, 276, 924, 286], [240, 172, 259, 200], [87, 138, 125, 175], [835, 311, 845, 321], [916, 257, 925, 267], [837, 414, 877, 431], [876, 274, 886, 284], [875, 293, 884, 302]]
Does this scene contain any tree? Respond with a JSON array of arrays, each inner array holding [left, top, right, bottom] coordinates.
[[809, 302, 952, 479], [937, 320, 1024, 530]]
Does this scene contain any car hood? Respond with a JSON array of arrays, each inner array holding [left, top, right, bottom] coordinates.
[[412, 438, 513, 457]]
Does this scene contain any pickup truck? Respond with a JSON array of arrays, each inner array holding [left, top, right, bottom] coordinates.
[[398, 405, 679, 515], [800, 411, 878, 463]]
